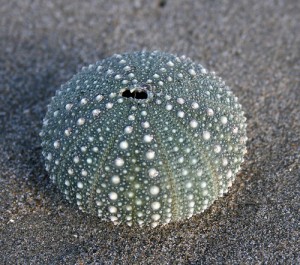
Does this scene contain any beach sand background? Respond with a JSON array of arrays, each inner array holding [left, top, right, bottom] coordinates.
[[0, 0, 299, 264]]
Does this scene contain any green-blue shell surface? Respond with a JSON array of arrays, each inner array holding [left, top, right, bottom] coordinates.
[[41, 51, 247, 227]]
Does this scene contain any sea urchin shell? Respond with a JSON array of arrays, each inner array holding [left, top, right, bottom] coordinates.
[[40, 51, 247, 227]]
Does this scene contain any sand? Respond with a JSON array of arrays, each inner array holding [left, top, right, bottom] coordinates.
[[0, 0, 299, 264]]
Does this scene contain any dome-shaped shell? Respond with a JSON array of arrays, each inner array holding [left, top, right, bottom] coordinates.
[[40, 51, 247, 227]]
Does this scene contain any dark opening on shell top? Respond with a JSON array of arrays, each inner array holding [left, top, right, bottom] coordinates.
[[40, 51, 247, 228]]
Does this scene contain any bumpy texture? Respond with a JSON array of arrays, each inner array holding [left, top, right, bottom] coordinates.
[[40, 51, 247, 227]]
